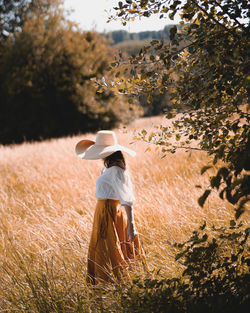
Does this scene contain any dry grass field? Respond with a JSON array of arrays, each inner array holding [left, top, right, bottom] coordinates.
[[0, 116, 245, 311]]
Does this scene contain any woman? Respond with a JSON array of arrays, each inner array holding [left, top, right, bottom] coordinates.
[[75, 130, 145, 285]]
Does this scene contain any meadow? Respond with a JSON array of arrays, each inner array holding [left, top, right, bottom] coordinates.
[[0, 116, 244, 312]]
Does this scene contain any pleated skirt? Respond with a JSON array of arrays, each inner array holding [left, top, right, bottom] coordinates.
[[87, 199, 146, 285]]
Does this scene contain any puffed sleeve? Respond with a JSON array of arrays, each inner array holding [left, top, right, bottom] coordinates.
[[108, 166, 135, 206]]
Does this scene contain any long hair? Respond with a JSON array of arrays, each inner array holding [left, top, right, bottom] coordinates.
[[103, 151, 126, 170]]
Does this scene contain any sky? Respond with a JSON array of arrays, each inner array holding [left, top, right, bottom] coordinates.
[[63, 0, 180, 33]]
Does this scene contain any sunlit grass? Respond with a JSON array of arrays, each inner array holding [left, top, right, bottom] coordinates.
[[0, 116, 243, 311]]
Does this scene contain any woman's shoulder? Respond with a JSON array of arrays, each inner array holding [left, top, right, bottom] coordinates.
[[113, 166, 133, 181], [105, 166, 130, 179]]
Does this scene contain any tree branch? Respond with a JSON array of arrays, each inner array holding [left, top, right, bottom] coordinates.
[[212, 0, 245, 30], [190, 0, 230, 32], [173, 146, 212, 152]]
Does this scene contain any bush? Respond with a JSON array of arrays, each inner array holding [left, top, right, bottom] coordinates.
[[120, 221, 250, 313], [0, 10, 139, 144]]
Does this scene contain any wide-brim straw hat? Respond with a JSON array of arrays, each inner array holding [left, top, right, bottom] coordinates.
[[75, 130, 136, 160]]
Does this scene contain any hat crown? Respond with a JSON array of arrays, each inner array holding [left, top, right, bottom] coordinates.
[[95, 131, 118, 146]]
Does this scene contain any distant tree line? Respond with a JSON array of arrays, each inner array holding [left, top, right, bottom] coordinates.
[[105, 25, 179, 45], [105, 24, 179, 45], [0, 0, 140, 145]]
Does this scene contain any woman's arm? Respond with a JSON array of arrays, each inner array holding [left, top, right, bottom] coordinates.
[[108, 167, 137, 240], [122, 204, 138, 242]]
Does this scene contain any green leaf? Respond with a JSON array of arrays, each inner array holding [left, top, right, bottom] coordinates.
[[210, 175, 221, 189], [231, 254, 238, 262], [175, 134, 181, 141], [230, 220, 236, 228], [199, 221, 206, 230], [201, 165, 212, 175], [175, 251, 186, 261], [217, 167, 229, 179], [198, 190, 211, 207], [166, 112, 173, 119], [169, 13, 174, 20], [235, 208, 244, 219], [190, 23, 199, 29]]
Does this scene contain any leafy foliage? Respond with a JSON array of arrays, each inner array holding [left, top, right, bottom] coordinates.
[[106, 26, 178, 117], [106, 0, 250, 217], [120, 221, 250, 313], [0, 0, 54, 42]]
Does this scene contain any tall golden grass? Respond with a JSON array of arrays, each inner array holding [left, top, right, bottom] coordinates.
[[0, 116, 242, 311]]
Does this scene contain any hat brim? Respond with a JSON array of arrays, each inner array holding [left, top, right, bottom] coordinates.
[[75, 139, 95, 155], [76, 142, 136, 160]]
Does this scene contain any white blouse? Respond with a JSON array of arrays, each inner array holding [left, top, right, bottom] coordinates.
[[95, 166, 135, 206]]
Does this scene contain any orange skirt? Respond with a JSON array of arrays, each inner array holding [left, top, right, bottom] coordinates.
[[87, 199, 146, 284]]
